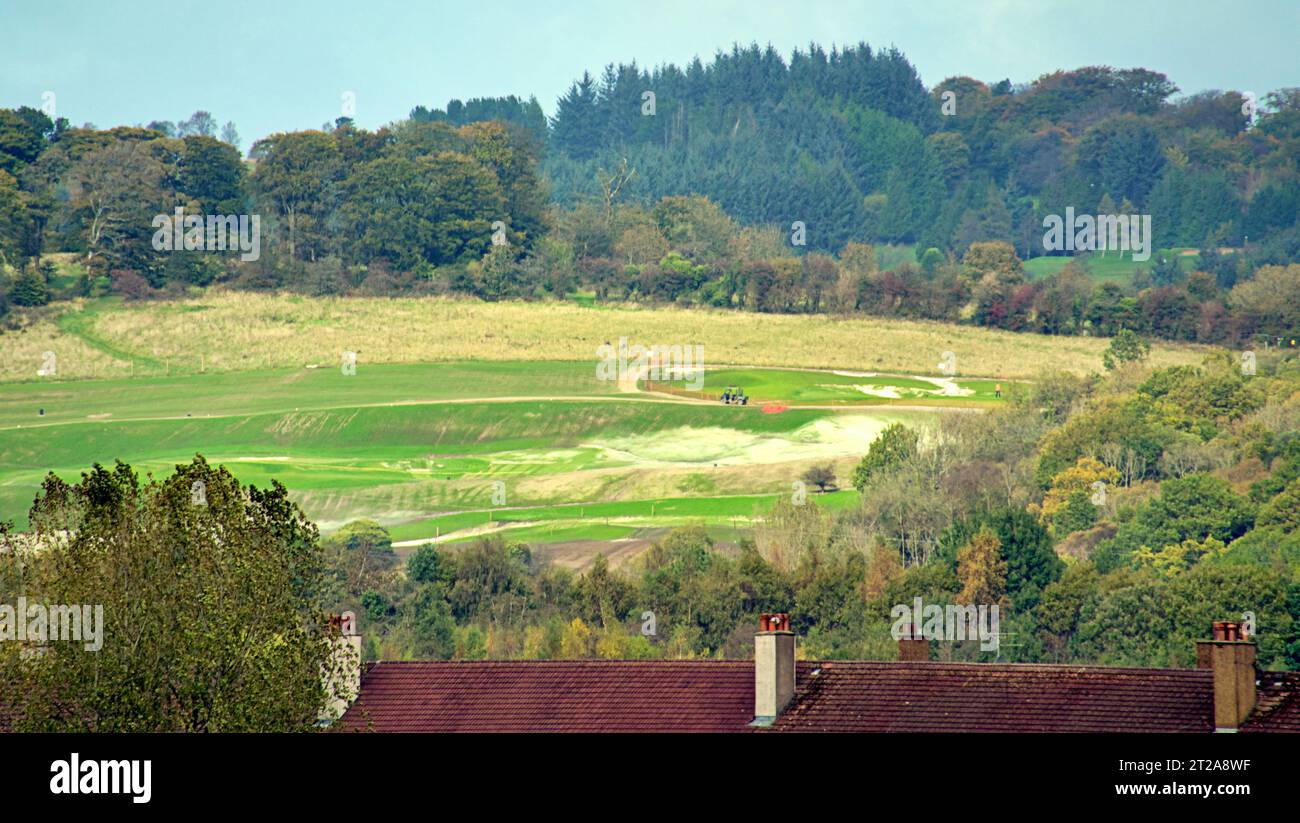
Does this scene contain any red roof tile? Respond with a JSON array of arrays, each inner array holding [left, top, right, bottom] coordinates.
[[338, 658, 1260, 733], [337, 660, 758, 733], [770, 661, 1215, 733], [1243, 671, 1300, 733]]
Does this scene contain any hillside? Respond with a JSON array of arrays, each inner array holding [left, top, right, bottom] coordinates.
[[0, 292, 1209, 383]]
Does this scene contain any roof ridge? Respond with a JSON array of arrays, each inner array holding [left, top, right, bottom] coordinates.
[[811, 660, 1212, 675], [366, 658, 753, 665], [364, 658, 1211, 674]]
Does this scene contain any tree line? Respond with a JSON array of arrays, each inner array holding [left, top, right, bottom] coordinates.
[[1, 47, 1298, 345], [544, 51, 1299, 259]]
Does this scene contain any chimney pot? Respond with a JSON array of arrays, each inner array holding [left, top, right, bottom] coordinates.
[[760, 612, 790, 632], [1212, 620, 1246, 642]]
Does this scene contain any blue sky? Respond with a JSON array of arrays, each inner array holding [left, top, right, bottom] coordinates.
[[1, 0, 1295, 150]]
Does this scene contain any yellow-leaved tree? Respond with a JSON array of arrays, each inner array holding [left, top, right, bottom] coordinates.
[[957, 526, 1007, 606], [1040, 456, 1120, 536], [560, 617, 594, 658]]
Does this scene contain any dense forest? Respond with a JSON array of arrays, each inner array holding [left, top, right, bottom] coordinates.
[[544, 50, 1300, 255], [1, 44, 1298, 343]]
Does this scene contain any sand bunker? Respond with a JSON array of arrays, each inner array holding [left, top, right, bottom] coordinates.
[[825, 373, 975, 400], [585, 414, 919, 467], [851, 384, 902, 399]]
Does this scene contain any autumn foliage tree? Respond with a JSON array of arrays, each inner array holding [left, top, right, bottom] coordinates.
[[956, 526, 1007, 606]]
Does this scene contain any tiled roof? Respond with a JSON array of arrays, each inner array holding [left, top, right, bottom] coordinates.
[[1243, 671, 1300, 733], [768, 661, 1216, 733], [336, 658, 1251, 733], [4, 655, 1292, 733], [337, 660, 757, 733]]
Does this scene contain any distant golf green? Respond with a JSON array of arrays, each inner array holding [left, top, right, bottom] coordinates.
[[686, 367, 1006, 405]]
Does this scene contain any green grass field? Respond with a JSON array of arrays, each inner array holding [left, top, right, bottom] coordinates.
[[875, 244, 918, 271], [0, 361, 620, 428], [1023, 249, 1203, 283], [387, 489, 862, 543], [0, 290, 1205, 568], [0, 358, 926, 564]]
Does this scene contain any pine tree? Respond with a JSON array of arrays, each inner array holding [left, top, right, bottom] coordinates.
[[551, 72, 601, 160], [10, 266, 48, 306]]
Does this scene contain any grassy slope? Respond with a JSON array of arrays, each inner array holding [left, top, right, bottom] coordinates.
[[0, 292, 1208, 383], [0, 291, 1212, 551], [405, 489, 862, 546], [0, 361, 619, 428], [1023, 249, 1203, 283], [874, 243, 1205, 286], [0, 389, 897, 534]]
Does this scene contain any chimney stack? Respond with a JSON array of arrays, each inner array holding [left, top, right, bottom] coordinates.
[[897, 623, 929, 661], [1195, 620, 1257, 732], [754, 613, 795, 724], [321, 611, 362, 724]]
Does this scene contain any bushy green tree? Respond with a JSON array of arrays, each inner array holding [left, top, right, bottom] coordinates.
[[0, 457, 342, 731], [1102, 328, 1150, 370], [852, 422, 919, 491], [1095, 474, 1255, 572]]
